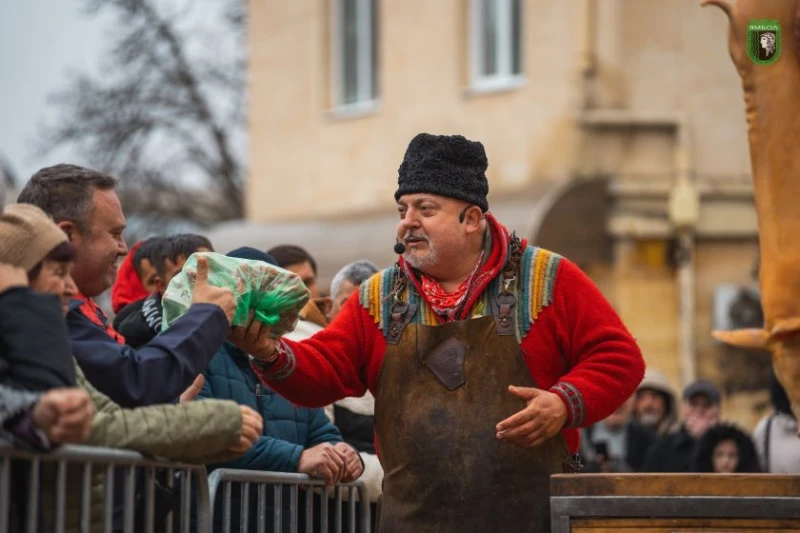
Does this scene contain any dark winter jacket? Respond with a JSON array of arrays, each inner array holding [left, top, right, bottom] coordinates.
[[0, 384, 43, 448], [1, 287, 75, 391], [68, 298, 228, 408], [581, 419, 656, 472], [642, 426, 698, 473], [114, 292, 163, 348], [198, 342, 343, 532], [0, 384, 46, 533]]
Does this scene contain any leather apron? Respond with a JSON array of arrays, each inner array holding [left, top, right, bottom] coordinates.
[[374, 263, 569, 533]]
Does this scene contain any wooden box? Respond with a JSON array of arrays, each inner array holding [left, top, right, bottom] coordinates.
[[550, 474, 800, 532]]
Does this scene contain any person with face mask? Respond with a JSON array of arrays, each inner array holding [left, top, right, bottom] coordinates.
[[233, 133, 645, 533]]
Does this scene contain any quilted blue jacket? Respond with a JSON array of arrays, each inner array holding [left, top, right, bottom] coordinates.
[[198, 341, 342, 472]]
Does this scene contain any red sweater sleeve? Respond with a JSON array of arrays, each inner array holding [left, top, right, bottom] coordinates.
[[533, 258, 645, 428], [251, 293, 380, 408]]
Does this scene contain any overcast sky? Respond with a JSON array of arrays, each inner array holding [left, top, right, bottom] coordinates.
[[0, 0, 109, 185]]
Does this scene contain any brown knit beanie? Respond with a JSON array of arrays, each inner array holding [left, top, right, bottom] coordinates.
[[0, 204, 69, 272]]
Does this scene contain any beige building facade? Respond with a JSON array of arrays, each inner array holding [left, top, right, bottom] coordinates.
[[240, 0, 770, 427]]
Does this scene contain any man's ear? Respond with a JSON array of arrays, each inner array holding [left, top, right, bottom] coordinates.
[[57, 221, 77, 242], [461, 205, 484, 231]]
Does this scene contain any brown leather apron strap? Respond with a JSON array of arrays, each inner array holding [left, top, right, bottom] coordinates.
[[491, 234, 523, 336], [387, 300, 418, 344]]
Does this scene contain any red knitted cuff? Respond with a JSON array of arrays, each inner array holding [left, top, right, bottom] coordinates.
[[550, 381, 585, 428], [249, 340, 296, 381]]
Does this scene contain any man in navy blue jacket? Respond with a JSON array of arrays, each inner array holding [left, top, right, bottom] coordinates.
[[17, 164, 238, 408]]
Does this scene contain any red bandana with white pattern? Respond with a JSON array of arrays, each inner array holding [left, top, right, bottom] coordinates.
[[419, 251, 484, 321]]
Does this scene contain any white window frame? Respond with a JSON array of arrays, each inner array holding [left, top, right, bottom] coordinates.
[[330, 0, 378, 115], [469, 0, 525, 93]]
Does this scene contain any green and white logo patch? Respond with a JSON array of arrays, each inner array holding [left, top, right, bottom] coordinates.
[[747, 19, 781, 65]]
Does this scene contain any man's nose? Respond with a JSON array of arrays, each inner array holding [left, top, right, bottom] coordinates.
[[400, 213, 420, 231]]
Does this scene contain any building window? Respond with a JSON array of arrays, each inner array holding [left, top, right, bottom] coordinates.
[[332, 0, 378, 110], [470, 0, 523, 91]]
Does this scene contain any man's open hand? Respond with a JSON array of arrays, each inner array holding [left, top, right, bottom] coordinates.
[[495, 385, 567, 448]]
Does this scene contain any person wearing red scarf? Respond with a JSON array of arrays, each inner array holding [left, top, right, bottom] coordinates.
[[242, 134, 645, 533]]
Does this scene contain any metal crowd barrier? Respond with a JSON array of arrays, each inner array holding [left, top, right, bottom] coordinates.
[[207, 469, 372, 533], [0, 444, 212, 533]]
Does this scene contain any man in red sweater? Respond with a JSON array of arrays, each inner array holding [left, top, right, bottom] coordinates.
[[240, 133, 645, 533]]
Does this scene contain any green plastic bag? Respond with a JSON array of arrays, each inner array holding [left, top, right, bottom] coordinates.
[[161, 251, 310, 334]]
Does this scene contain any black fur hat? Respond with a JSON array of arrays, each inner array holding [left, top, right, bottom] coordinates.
[[394, 133, 489, 212]]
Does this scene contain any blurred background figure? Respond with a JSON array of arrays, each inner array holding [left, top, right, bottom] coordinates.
[[110, 239, 155, 315], [634, 368, 678, 436], [643, 379, 721, 472], [752, 372, 800, 473], [328, 259, 379, 321], [580, 396, 655, 472], [269, 244, 330, 340], [114, 234, 213, 348], [692, 423, 760, 473]]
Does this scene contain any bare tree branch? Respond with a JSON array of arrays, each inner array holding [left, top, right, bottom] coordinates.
[[37, 0, 246, 224]]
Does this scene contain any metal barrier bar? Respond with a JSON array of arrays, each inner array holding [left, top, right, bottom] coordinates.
[[305, 486, 313, 533], [348, 487, 356, 531], [181, 469, 192, 533], [223, 480, 232, 533], [320, 486, 329, 532], [273, 483, 282, 531], [123, 465, 135, 533], [165, 468, 175, 533], [102, 464, 114, 533], [334, 486, 342, 533], [0, 456, 10, 533], [144, 467, 155, 533], [54, 460, 67, 533], [1, 446, 374, 532], [289, 483, 299, 533], [240, 481, 250, 533], [257, 483, 267, 533], [27, 458, 41, 533], [208, 469, 372, 533], [0, 444, 212, 533]]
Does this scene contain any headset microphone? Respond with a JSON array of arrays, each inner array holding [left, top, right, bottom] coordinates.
[[394, 241, 406, 254]]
